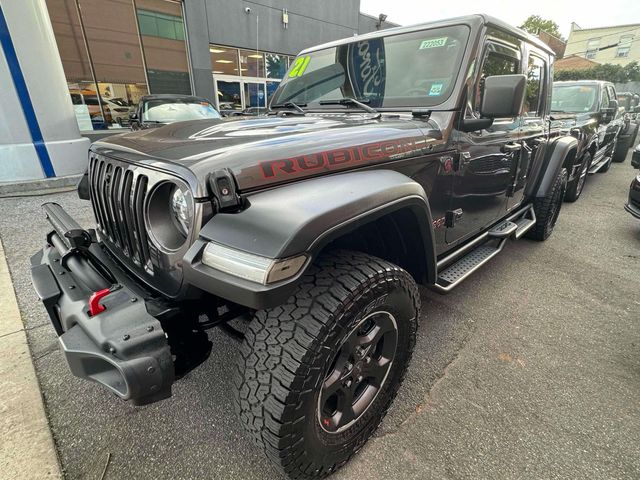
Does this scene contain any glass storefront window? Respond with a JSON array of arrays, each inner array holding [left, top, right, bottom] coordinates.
[[137, 0, 192, 95], [266, 81, 280, 105], [78, 0, 148, 127], [46, 0, 191, 131], [265, 53, 287, 79], [240, 49, 265, 77], [244, 83, 266, 108], [216, 81, 243, 114], [210, 45, 240, 76], [137, 9, 185, 40]]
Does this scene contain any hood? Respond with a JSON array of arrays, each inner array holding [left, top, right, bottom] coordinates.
[[93, 112, 451, 194]]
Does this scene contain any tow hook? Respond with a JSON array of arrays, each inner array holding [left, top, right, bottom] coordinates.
[[89, 284, 122, 316]]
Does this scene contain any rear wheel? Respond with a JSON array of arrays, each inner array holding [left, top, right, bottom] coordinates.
[[629, 122, 639, 147], [526, 168, 567, 241], [613, 134, 631, 162], [234, 250, 419, 479], [564, 152, 590, 203]]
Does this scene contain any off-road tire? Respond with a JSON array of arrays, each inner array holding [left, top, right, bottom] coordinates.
[[564, 153, 590, 203], [234, 250, 420, 479], [526, 168, 567, 241], [613, 134, 631, 162], [629, 122, 639, 148]]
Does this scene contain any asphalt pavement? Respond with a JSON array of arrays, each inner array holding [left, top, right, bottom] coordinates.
[[0, 150, 638, 480]]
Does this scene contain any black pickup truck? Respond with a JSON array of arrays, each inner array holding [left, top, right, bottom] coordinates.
[[31, 15, 578, 479], [550, 80, 624, 201]]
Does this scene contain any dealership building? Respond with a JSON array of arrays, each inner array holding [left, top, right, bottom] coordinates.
[[45, 0, 394, 131], [0, 0, 395, 183]]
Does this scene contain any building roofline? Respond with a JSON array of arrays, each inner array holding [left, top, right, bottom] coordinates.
[[569, 22, 640, 33]]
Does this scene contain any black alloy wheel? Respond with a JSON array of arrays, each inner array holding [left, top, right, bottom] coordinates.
[[318, 311, 398, 433]]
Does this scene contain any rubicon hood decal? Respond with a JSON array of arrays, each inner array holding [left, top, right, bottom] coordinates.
[[258, 136, 434, 180], [93, 112, 452, 192]]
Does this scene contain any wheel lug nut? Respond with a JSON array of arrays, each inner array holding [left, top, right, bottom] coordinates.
[[344, 379, 352, 388]]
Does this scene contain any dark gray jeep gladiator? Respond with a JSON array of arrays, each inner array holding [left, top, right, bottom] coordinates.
[[550, 80, 624, 202], [31, 15, 578, 479]]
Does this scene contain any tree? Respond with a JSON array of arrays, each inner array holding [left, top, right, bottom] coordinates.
[[520, 15, 563, 40], [555, 61, 640, 83]]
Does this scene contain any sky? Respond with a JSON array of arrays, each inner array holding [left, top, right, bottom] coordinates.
[[360, 0, 639, 38]]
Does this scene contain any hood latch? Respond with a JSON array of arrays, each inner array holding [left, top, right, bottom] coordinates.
[[208, 169, 241, 212]]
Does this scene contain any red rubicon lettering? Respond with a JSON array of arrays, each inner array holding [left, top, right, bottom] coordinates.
[[259, 136, 425, 179], [260, 158, 296, 178]]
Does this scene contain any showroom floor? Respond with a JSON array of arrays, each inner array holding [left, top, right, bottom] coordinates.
[[0, 150, 638, 480]]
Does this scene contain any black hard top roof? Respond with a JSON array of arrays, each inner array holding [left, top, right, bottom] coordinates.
[[300, 14, 555, 56]]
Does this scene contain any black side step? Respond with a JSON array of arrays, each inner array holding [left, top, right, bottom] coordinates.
[[434, 240, 504, 292], [431, 205, 536, 293], [588, 151, 610, 174]]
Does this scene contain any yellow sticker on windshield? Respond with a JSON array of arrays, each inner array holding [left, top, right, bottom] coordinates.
[[289, 56, 311, 77], [419, 37, 448, 49]]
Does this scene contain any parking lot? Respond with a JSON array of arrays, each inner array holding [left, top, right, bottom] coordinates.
[[1, 150, 638, 480]]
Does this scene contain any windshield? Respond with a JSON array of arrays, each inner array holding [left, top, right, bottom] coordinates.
[[271, 25, 470, 109], [143, 99, 221, 123], [551, 85, 598, 113]]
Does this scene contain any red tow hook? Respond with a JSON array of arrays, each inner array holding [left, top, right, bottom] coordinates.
[[89, 285, 120, 316]]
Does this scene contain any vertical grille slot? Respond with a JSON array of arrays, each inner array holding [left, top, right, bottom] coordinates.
[[88, 155, 153, 273], [119, 169, 137, 261], [132, 174, 151, 268]]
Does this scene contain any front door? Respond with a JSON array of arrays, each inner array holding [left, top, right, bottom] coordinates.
[[446, 41, 523, 245], [510, 49, 548, 212]]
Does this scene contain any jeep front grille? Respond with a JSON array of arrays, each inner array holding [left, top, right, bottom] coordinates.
[[89, 155, 153, 271]]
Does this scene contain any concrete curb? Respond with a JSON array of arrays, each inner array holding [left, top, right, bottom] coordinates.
[[0, 174, 82, 196], [0, 239, 62, 478]]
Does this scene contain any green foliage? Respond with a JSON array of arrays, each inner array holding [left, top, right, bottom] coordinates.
[[520, 15, 563, 40], [555, 61, 640, 83]]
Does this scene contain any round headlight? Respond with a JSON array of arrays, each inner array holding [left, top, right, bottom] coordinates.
[[171, 186, 193, 236], [147, 181, 194, 251]]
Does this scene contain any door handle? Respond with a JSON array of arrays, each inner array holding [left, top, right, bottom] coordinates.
[[501, 142, 522, 154]]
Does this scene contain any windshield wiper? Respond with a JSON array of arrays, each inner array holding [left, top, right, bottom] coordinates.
[[270, 101, 306, 114], [319, 97, 379, 116]]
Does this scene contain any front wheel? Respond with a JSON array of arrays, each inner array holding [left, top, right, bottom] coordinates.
[[525, 168, 567, 241], [234, 250, 419, 479]]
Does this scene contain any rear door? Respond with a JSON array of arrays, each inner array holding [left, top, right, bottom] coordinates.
[[446, 39, 523, 245]]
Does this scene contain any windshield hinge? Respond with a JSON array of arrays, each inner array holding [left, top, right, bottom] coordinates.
[[412, 109, 432, 120]]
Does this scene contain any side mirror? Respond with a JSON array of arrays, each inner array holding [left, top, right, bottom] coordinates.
[[608, 99, 619, 111], [129, 112, 138, 121], [480, 74, 527, 119]]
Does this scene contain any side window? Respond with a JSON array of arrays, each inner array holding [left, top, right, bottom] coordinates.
[[600, 87, 610, 109], [607, 86, 617, 106], [524, 55, 545, 116], [474, 43, 520, 114]]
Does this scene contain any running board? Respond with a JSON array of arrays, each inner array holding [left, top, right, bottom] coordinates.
[[433, 240, 505, 292], [432, 205, 536, 293], [588, 156, 610, 174]]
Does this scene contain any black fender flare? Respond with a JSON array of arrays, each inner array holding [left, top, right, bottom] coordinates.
[[527, 136, 578, 199], [183, 170, 436, 309]]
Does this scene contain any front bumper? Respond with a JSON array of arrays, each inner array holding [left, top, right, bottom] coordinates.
[[626, 176, 640, 219], [625, 202, 640, 219], [30, 205, 174, 405]]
